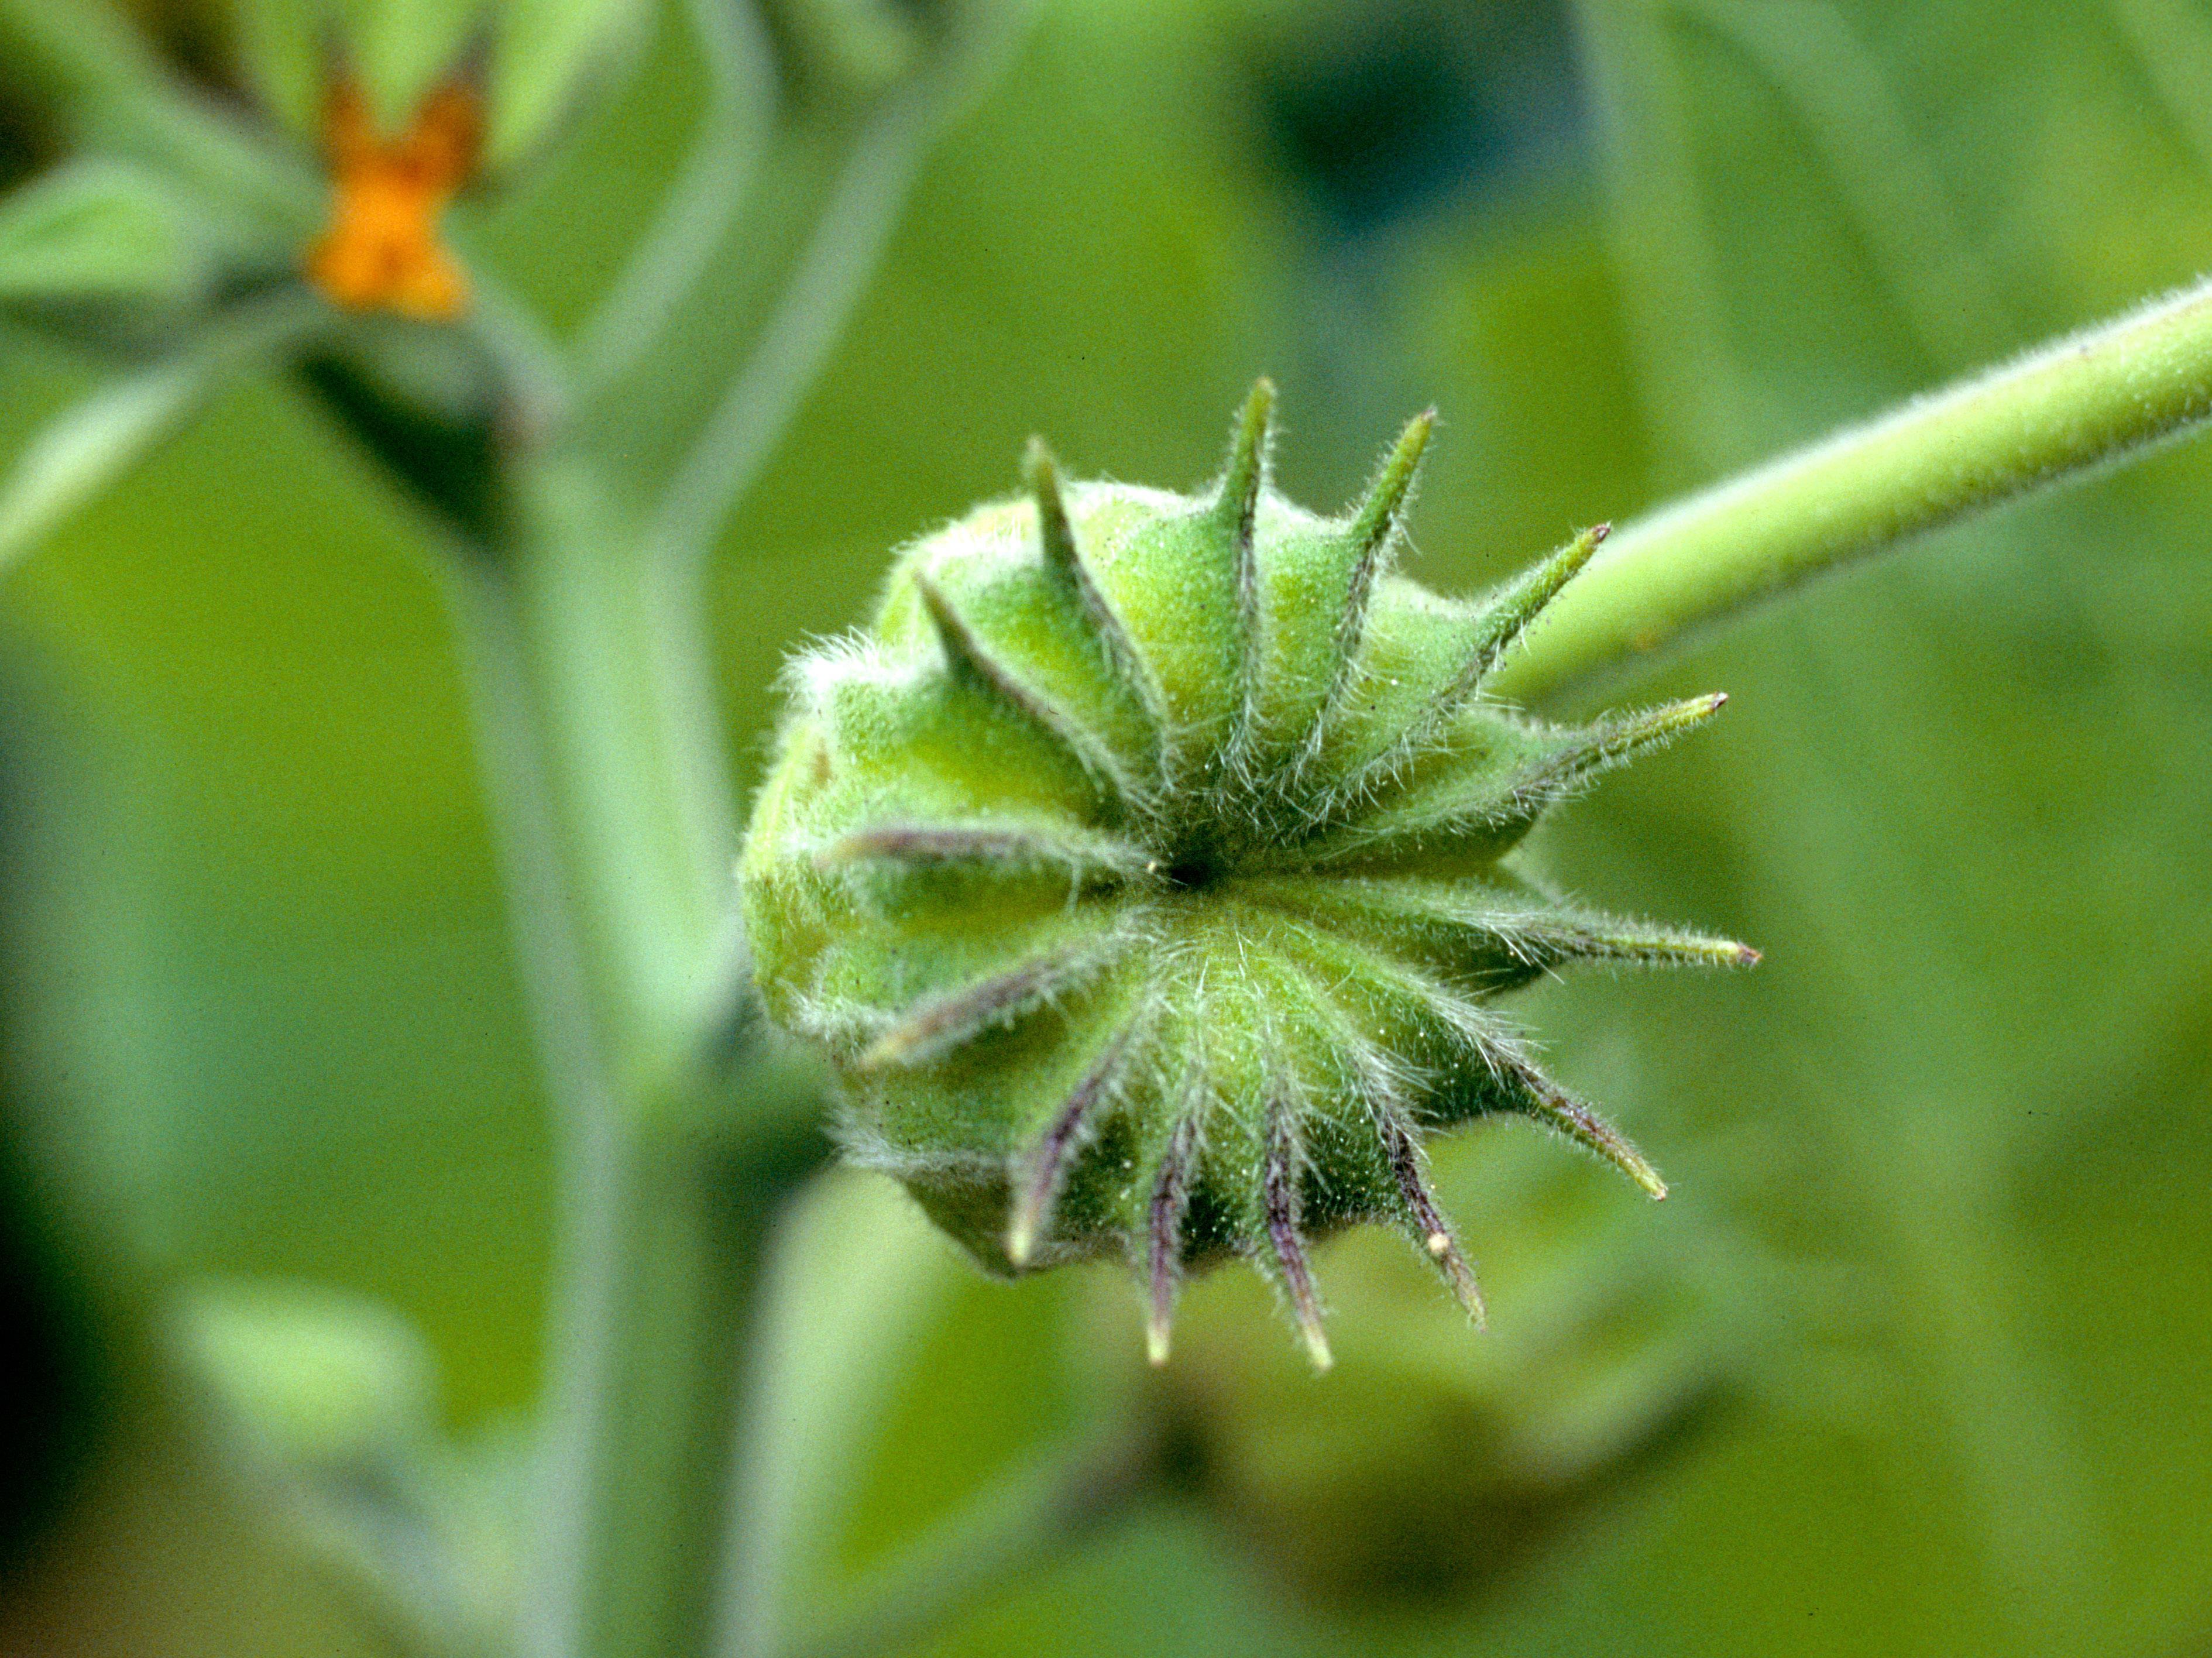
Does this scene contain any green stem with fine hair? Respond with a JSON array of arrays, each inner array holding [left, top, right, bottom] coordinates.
[[1490, 275, 2212, 707], [422, 13, 1039, 1649], [442, 454, 825, 1658]]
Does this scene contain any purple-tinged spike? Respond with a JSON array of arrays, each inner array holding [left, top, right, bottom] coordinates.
[[858, 943, 1100, 1071], [1471, 694, 1736, 832], [1020, 439, 1171, 753], [1146, 1112, 1199, 1365], [1025, 436, 1084, 579], [1008, 1019, 1141, 1268], [1264, 1102, 1333, 1370], [1286, 410, 1439, 792], [1546, 918, 1761, 970], [820, 822, 1149, 884], [916, 565, 1059, 721], [1323, 524, 1612, 815], [825, 824, 1039, 866], [1376, 1110, 1485, 1325], [1490, 1046, 1667, 1199], [1025, 440, 1137, 660], [1299, 694, 1730, 869], [1211, 381, 1279, 801], [915, 565, 1142, 809]]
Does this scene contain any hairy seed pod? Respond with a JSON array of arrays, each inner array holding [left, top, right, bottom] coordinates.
[[741, 382, 1756, 1364]]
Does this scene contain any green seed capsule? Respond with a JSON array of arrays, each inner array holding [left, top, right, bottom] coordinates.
[[741, 382, 1755, 1364]]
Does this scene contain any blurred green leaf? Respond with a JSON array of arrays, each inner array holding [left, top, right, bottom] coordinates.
[[1538, 1, 2212, 1648], [239, 0, 650, 164], [724, 1168, 966, 1652], [293, 0, 641, 160], [0, 357, 216, 576], [486, 0, 647, 168], [234, 0, 330, 136], [348, 0, 486, 135], [1126, 1128, 1743, 1607], [0, 157, 204, 307], [0, 293, 317, 577], [177, 1278, 438, 1468]]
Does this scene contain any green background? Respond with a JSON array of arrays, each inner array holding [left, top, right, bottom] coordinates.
[[5, 1, 2212, 1652]]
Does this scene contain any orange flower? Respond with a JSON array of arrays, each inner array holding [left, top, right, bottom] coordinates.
[[306, 77, 480, 321]]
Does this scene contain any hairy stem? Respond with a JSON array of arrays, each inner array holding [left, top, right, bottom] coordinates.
[[1492, 275, 2212, 706], [444, 457, 821, 1658], [491, 459, 734, 1073]]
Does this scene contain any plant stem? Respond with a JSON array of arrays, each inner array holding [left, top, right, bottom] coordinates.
[[442, 454, 820, 1658], [430, 5, 1039, 1620], [492, 458, 733, 1076], [641, 0, 1040, 579], [575, 0, 781, 399], [1490, 274, 2212, 707]]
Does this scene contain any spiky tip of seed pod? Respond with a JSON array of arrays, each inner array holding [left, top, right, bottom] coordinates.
[[740, 382, 1757, 1365]]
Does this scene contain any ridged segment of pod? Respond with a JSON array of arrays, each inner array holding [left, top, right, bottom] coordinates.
[[741, 384, 1756, 1364]]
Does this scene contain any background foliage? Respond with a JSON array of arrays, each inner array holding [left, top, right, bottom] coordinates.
[[5, 0, 2212, 1652]]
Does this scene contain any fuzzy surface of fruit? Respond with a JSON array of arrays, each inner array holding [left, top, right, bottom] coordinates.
[[740, 382, 1755, 1365]]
